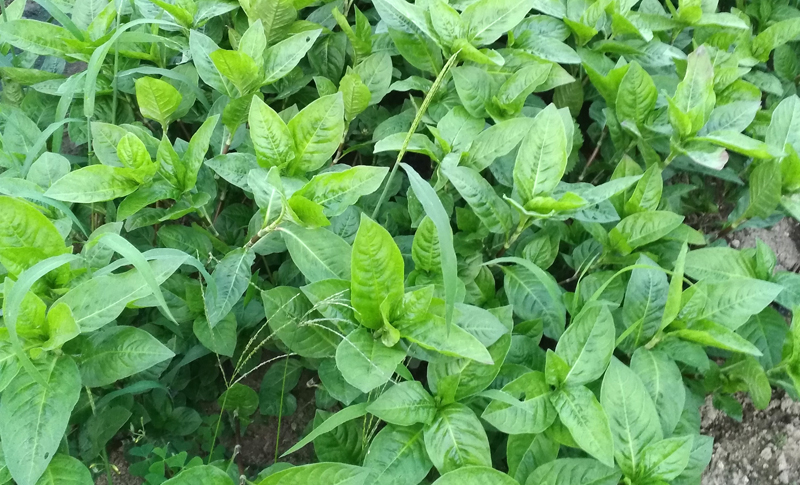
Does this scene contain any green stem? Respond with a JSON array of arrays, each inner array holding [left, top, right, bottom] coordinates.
[[371, 51, 461, 219], [101, 449, 114, 485], [111, 5, 121, 125], [497, 215, 530, 257], [274, 356, 291, 464]]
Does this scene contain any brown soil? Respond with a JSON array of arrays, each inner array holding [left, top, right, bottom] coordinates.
[[225, 358, 318, 476], [701, 392, 800, 485], [94, 446, 142, 485], [235, 385, 318, 472], [730, 218, 800, 272]]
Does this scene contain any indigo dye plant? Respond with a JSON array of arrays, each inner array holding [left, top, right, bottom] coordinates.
[[0, 0, 799, 484]]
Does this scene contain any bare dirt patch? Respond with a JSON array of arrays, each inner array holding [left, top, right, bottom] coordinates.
[[701, 392, 800, 485]]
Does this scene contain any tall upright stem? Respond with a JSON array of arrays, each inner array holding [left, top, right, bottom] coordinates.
[[371, 51, 461, 219]]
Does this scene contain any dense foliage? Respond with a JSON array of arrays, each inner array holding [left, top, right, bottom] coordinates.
[[1, 0, 800, 484]]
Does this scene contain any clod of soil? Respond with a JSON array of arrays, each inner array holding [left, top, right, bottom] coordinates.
[[94, 446, 142, 485], [701, 392, 800, 485], [730, 218, 800, 272]]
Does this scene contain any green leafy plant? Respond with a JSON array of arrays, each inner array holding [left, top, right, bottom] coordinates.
[[1, 0, 800, 484]]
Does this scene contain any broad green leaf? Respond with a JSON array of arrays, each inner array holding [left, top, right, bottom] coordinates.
[[480, 372, 556, 434], [743, 160, 782, 219], [609, 211, 684, 254], [766, 95, 800, 153], [135, 76, 182, 126], [701, 101, 760, 136], [354, 52, 393, 105], [78, 404, 132, 461], [318, 358, 362, 405], [515, 34, 580, 64], [502, 263, 565, 339], [205, 153, 260, 190], [189, 30, 235, 96], [555, 302, 615, 386], [301, 278, 358, 330], [396, 311, 493, 364], [678, 278, 782, 329], [336, 328, 406, 393], [163, 465, 235, 485], [249, 96, 295, 170], [0, 355, 80, 485], [437, 106, 484, 153], [281, 223, 351, 282], [374, 133, 441, 161], [620, 254, 668, 349], [26, 152, 70, 189], [206, 248, 255, 327], [638, 436, 692, 481], [462, 0, 532, 45], [181, 115, 219, 193], [264, 30, 322, 84], [211, 50, 262, 95], [0, 19, 70, 57], [218, 383, 259, 417], [364, 425, 433, 485], [45, 165, 141, 203], [433, 466, 520, 485], [452, 66, 494, 118], [464, 117, 534, 171], [288, 93, 345, 173], [264, 286, 340, 358], [282, 403, 369, 457], [56, 256, 186, 332], [616, 62, 657, 128], [0, 196, 70, 277], [389, 29, 442, 74], [239, 19, 267, 70], [429, 0, 462, 47], [550, 386, 614, 467], [424, 403, 492, 474], [683, 247, 755, 280], [294, 166, 389, 217], [367, 381, 436, 426], [34, 455, 92, 485], [630, 349, 685, 437], [527, 458, 621, 485], [117, 134, 152, 172], [240, 0, 297, 44], [332, 6, 372, 60], [453, 303, 508, 346], [372, 0, 432, 40], [513, 104, 568, 202], [0, 342, 21, 394], [412, 217, 441, 273], [442, 164, 513, 234], [624, 164, 662, 215], [507, 434, 558, 484], [495, 62, 551, 111], [350, 214, 404, 328], [672, 46, 715, 136], [193, 314, 237, 357], [77, 326, 175, 387], [737, 308, 789, 370], [671, 320, 763, 356], [730, 357, 772, 410], [339, 71, 371, 122], [257, 463, 373, 485], [600, 358, 662, 476], [313, 409, 365, 464], [695, 131, 781, 160], [752, 17, 800, 61], [427, 318, 512, 401]]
